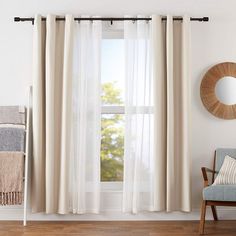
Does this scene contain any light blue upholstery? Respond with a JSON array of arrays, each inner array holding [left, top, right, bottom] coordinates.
[[203, 185, 236, 201], [202, 148, 236, 202]]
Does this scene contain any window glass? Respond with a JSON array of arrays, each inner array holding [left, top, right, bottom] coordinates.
[[101, 39, 125, 182], [101, 39, 124, 106]]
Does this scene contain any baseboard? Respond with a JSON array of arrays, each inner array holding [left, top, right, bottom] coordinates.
[[0, 207, 235, 221]]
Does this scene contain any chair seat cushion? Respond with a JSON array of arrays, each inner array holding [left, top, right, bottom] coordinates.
[[203, 184, 236, 201]]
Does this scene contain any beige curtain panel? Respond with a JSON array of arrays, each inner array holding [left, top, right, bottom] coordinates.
[[32, 14, 102, 214], [152, 15, 191, 212], [31, 13, 190, 214], [32, 14, 74, 214]]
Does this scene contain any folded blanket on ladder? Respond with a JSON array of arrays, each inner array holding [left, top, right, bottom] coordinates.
[[0, 152, 24, 205], [0, 106, 25, 125], [0, 127, 25, 151]]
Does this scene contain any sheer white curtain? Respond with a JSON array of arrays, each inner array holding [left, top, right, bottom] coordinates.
[[123, 15, 191, 213], [69, 18, 102, 214], [32, 14, 102, 214], [123, 18, 154, 213]]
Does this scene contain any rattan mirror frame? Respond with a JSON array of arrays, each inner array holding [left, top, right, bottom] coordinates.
[[200, 62, 236, 119]]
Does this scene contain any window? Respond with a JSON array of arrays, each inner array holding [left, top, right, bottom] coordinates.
[[101, 35, 125, 182]]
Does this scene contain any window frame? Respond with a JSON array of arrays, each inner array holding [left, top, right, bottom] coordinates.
[[101, 25, 124, 191]]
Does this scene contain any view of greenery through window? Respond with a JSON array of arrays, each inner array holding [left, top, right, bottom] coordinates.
[[100, 39, 125, 182], [101, 81, 124, 181]]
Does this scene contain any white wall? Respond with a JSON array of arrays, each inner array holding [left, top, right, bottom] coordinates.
[[1, 0, 236, 220]]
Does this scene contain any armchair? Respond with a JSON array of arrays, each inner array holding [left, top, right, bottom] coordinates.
[[199, 148, 236, 234]]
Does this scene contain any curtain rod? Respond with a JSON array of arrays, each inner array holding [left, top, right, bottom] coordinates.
[[14, 16, 209, 25]]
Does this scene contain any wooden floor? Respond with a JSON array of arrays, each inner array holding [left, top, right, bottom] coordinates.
[[0, 221, 235, 236]]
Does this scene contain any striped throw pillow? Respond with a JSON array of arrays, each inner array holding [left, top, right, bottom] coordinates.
[[213, 155, 236, 185]]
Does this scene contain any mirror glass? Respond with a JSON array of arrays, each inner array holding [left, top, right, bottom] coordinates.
[[215, 76, 236, 105]]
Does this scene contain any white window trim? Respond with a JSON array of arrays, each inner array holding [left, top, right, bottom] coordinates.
[[102, 106, 124, 114], [102, 21, 124, 39], [102, 106, 153, 114], [101, 181, 123, 192], [100, 25, 153, 192]]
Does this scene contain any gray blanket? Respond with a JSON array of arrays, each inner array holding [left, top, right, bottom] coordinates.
[[0, 128, 25, 152], [0, 106, 25, 125]]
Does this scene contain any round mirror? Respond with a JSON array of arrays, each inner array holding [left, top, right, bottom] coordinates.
[[200, 62, 236, 119], [215, 76, 236, 105]]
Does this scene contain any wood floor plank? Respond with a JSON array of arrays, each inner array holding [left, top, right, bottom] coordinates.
[[0, 221, 235, 235]]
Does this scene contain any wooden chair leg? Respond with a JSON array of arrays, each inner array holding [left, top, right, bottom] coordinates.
[[199, 200, 207, 235], [211, 205, 218, 221]]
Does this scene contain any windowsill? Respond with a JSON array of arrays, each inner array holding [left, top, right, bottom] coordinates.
[[101, 181, 123, 192]]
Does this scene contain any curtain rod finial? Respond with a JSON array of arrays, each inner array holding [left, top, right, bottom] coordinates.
[[203, 17, 209, 22], [14, 17, 21, 22]]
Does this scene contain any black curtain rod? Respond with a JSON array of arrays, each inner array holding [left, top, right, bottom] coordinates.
[[14, 16, 209, 25]]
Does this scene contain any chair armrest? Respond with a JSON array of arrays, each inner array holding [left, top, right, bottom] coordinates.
[[201, 167, 218, 187]]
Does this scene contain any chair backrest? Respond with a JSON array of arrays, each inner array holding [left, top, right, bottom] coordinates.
[[215, 148, 236, 172]]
